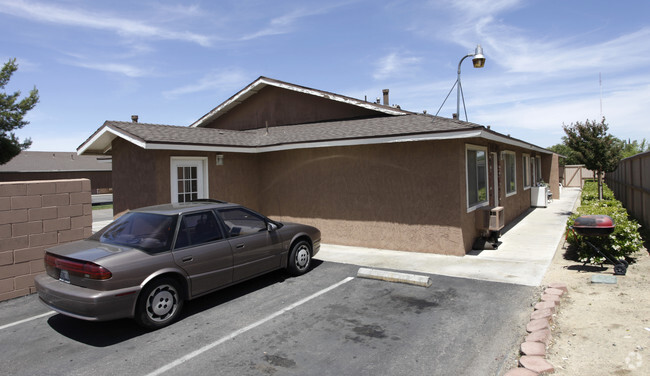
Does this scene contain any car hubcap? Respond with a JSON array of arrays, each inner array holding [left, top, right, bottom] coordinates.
[[147, 285, 177, 321], [295, 245, 310, 270]]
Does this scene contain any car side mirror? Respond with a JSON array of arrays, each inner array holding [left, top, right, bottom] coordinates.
[[267, 222, 278, 232]]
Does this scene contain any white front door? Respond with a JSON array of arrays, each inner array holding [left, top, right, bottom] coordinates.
[[170, 157, 208, 203]]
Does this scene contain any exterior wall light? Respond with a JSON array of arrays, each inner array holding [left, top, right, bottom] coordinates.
[[216, 154, 224, 165]]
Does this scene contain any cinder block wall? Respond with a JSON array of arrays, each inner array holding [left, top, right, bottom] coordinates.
[[0, 179, 92, 302]]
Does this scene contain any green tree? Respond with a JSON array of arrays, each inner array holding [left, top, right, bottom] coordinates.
[[562, 118, 622, 200], [618, 138, 649, 159], [547, 142, 581, 166], [1, 58, 39, 165]]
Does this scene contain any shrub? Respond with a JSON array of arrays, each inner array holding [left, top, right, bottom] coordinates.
[[566, 181, 643, 263]]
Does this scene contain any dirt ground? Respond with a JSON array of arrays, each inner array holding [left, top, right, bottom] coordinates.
[[541, 238, 650, 375]]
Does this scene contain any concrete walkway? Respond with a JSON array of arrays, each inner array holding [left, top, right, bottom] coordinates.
[[316, 188, 581, 286], [92, 209, 113, 232]]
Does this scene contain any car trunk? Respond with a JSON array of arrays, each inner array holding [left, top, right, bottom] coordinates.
[[44, 240, 129, 287]]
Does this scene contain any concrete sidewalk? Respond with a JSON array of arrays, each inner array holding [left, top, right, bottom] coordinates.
[[92, 209, 114, 232], [315, 188, 581, 286]]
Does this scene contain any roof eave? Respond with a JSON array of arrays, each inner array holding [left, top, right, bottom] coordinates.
[[99, 128, 552, 155], [77, 123, 146, 155]]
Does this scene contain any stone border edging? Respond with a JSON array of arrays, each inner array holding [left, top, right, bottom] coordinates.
[[504, 282, 568, 375]]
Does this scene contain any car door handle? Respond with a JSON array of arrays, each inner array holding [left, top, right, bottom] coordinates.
[[181, 256, 193, 262], [235, 243, 245, 249]]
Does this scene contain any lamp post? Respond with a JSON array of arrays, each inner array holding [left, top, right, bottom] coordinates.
[[456, 44, 485, 121]]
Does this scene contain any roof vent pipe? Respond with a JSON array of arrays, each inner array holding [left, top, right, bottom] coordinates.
[[131, 115, 138, 123], [382, 89, 389, 105]]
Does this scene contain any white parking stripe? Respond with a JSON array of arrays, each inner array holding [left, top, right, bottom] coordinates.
[[0, 311, 55, 331], [145, 276, 355, 376]]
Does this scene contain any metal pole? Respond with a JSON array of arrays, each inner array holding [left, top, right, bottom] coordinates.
[[457, 54, 471, 121]]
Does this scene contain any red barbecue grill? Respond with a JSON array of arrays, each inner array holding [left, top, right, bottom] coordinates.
[[569, 215, 627, 275]]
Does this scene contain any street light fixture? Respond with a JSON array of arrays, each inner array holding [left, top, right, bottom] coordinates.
[[436, 44, 486, 121]]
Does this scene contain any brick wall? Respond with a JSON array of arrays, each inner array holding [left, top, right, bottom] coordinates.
[[0, 179, 92, 302]]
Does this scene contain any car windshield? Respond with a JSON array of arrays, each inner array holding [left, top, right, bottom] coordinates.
[[90, 212, 177, 254]]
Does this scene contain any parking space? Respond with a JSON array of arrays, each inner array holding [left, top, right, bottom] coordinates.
[[0, 261, 534, 375]]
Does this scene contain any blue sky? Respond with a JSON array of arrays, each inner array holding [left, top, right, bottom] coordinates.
[[2, 0, 649, 151]]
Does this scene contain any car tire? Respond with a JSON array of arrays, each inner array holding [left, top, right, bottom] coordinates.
[[287, 240, 312, 276], [135, 277, 184, 330]]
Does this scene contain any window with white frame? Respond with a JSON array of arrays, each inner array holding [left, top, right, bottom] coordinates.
[[523, 154, 531, 189], [536, 156, 542, 183], [504, 151, 516, 196], [466, 145, 488, 210]]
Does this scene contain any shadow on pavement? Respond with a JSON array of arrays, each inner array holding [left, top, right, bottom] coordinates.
[[46, 260, 324, 347]]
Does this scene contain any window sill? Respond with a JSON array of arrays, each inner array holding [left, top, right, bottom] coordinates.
[[467, 201, 489, 213]]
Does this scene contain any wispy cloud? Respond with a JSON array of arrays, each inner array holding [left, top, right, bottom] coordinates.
[[425, 0, 650, 77], [0, 0, 213, 47], [373, 52, 422, 80], [163, 70, 250, 98], [471, 82, 650, 141], [65, 60, 151, 78], [240, 3, 346, 41], [477, 24, 650, 76], [443, 0, 523, 19]]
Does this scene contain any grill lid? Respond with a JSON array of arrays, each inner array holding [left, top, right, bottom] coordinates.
[[573, 215, 615, 229]]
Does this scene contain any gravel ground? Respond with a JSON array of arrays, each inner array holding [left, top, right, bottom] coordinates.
[[541, 240, 650, 375]]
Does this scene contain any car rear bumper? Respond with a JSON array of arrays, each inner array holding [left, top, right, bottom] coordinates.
[[35, 274, 140, 322]]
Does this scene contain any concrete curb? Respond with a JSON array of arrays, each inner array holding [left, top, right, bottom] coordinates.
[[505, 282, 568, 375], [356, 268, 432, 287]]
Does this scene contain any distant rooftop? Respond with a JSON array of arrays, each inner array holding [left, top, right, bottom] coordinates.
[[0, 151, 112, 173]]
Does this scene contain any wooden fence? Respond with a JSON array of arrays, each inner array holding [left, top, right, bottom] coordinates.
[[606, 151, 650, 227], [562, 164, 595, 188]]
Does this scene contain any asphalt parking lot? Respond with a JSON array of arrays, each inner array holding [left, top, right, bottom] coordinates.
[[0, 260, 535, 376]]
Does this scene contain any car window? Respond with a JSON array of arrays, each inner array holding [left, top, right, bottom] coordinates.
[[218, 208, 267, 237], [175, 211, 224, 248], [90, 212, 176, 254]]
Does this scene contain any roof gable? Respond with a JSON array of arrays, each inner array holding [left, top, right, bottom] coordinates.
[[190, 76, 412, 130]]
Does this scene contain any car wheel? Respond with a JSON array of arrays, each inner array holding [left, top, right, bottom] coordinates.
[[135, 277, 184, 329], [288, 240, 312, 276]]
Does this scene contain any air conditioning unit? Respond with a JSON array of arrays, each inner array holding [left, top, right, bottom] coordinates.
[[474, 206, 504, 250], [478, 206, 504, 231]]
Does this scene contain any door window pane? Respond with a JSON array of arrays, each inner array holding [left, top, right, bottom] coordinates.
[[177, 166, 198, 203], [175, 211, 223, 248], [218, 208, 267, 237]]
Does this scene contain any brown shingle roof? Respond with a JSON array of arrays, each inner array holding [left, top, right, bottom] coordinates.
[[102, 114, 481, 149], [0, 151, 111, 172]]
